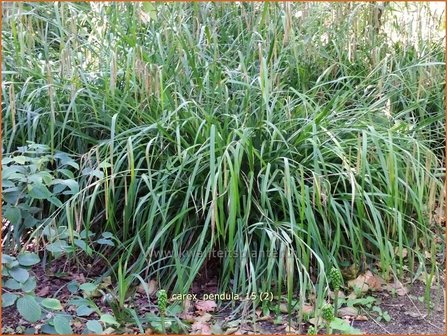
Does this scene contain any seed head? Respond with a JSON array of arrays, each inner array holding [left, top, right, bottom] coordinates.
[[322, 304, 335, 322]]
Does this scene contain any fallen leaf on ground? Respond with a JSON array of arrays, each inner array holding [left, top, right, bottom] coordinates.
[[195, 300, 217, 313], [404, 311, 423, 318], [386, 280, 408, 295], [224, 327, 239, 335], [37, 286, 50, 296], [137, 279, 157, 295], [179, 312, 196, 323], [183, 298, 193, 313], [279, 303, 290, 313], [195, 313, 212, 323], [191, 321, 212, 334], [354, 315, 368, 321], [394, 247, 408, 258], [285, 324, 298, 334], [348, 270, 385, 292], [337, 306, 358, 317], [302, 304, 314, 314], [308, 317, 324, 327]]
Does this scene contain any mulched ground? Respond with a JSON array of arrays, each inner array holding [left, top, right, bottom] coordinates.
[[2, 255, 445, 335], [351, 279, 445, 335]]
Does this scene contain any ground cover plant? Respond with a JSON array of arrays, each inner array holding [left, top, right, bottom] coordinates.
[[1, 2, 445, 334]]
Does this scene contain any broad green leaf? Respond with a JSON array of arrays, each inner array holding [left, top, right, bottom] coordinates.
[[4, 278, 22, 290], [1, 254, 15, 264], [67, 281, 79, 294], [96, 238, 114, 246], [86, 320, 103, 334], [22, 276, 37, 292], [48, 196, 63, 207], [100, 314, 119, 326], [18, 252, 40, 266], [52, 179, 79, 195], [4, 207, 21, 225], [46, 240, 70, 253], [53, 315, 73, 334], [41, 298, 63, 310], [76, 305, 95, 317], [2, 293, 18, 307], [41, 324, 57, 334], [28, 183, 53, 199], [74, 239, 93, 256], [9, 267, 30, 283], [17, 295, 42, 322], [13, 155, 29, 164], [330, 318, 362, 334], [79, 283, 97, 293], [101, 232, 114, 239]]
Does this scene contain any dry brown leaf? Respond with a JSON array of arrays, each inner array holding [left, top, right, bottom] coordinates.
[[195, 313, 212, 323], [394, 247, 408, 259], [256, 315, 272, 321], [285, 324, 298, 334], [354, 315, 368, 321], [37, 286, 50, 296], [183, 298, 193, 313], [418, 272, 437, 286], [195, 300, 217, 312], [302, 304, 314, 314], [103, 327, 116, 334], [386, 280, 408, 296], [404, 311, 423, 318], [191, 321, 212, 335], [329, 289, 346, 299], [179, 312, 196, 323], [224, 327, 239, 335], [308, 317, 324, 327], [279, 303, 290, 313], [337, 306, 358, 317], [348, 274, 369, 293], [348, 270, 385, 292]]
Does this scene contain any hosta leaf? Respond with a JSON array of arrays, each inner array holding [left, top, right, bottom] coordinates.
[[17, 295, 42, 322], [4, 278, 22, 290], [1, 254, 16, 264], [46, 240, 70, 253], [86, 320, 103, 334], [76, 305, 95, 317], [74, 239, 93, 256], [9, 267, 30, 283], [22, 276, 37, 293], [53, 315, 73, 334], [2, 293, 18, 307], [18, 252, 40, 266], [42, 298, 63, 310], [96, 238, 114, 246], [79, 283, 97, 293], [100, 314, 119, 326]]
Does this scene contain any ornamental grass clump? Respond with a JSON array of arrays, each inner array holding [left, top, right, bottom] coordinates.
[[2, 2, 445, 308]]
